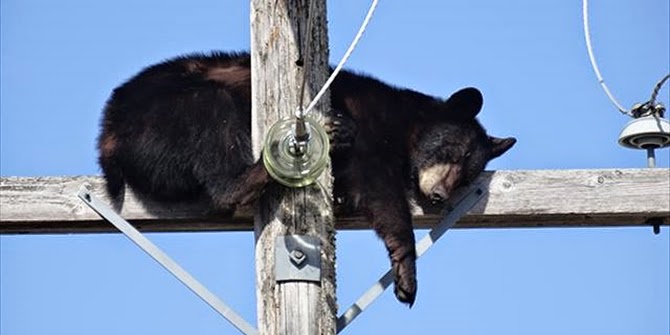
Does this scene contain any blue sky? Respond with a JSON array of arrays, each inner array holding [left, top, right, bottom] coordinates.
[[1, 0, 669, 334]]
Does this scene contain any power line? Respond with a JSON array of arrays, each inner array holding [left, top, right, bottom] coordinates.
[[582, 0, 631, 115]]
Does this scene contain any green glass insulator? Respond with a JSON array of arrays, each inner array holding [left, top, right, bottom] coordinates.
[[262, 116, 329, 187]]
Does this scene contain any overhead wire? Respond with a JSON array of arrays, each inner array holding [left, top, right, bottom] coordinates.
[[582, 0, 631, 115], [297, 0, 317, 113], [650, 74, 670, 106], [298, 0, 379, 118]]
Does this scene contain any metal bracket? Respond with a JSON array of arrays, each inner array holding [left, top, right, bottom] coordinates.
[[77, 181, 484, 334], [336, 185, 488, 333], [77, 185, 258, 335], [275, 235, 321, 282]]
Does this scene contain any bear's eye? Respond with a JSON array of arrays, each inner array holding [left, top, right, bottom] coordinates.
[[464, 151, 472, 158]]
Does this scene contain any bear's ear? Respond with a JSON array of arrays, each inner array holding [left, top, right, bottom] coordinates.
[[489, 136, 517, 159], [442, 87, 483, 120]]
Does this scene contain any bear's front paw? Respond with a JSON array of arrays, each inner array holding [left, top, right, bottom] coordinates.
[[324, 110, 356, 153], [392, 253, 417, 307]]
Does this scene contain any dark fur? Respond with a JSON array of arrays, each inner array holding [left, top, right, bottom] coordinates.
[[98, 52, 265, 209], [98, 51, 516, 306]]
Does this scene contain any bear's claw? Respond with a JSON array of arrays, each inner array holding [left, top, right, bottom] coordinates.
[[392, 255, 417, 307], [324, 110, 356, 153]]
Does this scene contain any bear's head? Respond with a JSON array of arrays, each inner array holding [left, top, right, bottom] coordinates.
[[411, 87, 516, 202]]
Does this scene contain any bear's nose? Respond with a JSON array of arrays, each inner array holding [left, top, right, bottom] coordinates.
[[430, 184, 448, 203]]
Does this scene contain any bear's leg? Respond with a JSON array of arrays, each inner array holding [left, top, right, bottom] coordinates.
[[98, 134, 126, 210], [202, 160, 271, 209], [364, 179, 418, 306]]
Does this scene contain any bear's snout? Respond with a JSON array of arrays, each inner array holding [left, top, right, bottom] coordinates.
[[418, 163, 461, 202]]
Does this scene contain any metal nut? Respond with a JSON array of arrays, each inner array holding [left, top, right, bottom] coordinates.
[[290, 249, 306, 266]]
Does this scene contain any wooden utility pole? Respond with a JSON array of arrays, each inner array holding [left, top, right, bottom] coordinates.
[[250, 1, 336, 334]]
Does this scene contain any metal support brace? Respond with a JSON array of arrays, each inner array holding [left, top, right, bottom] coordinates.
[[77, 185, 258, 335], [336, 185, 487, 333], [275, 234, 321, 282]]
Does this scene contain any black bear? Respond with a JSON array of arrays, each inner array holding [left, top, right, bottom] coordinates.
[[98, 51, 515, 306]]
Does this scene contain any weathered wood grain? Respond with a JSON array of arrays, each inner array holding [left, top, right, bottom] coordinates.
[[1, 168, 668, 234], [250, 0, 336, 334]]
